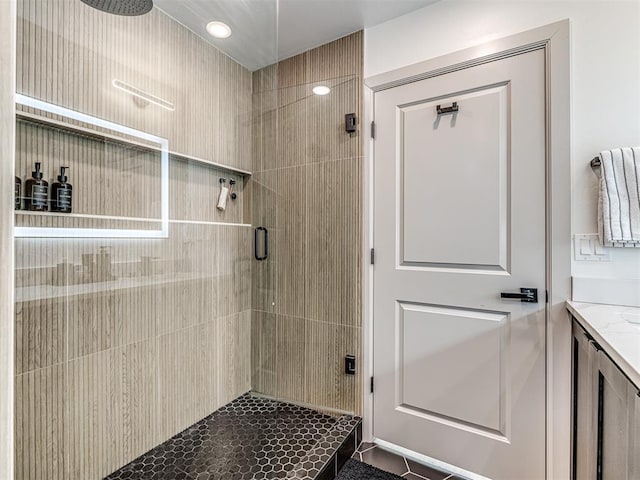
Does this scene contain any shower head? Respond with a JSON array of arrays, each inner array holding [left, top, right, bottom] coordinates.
[[80, 0, 153, 16]]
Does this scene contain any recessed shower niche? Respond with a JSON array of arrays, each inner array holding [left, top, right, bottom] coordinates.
[[15, 95, 169, 237], [15, 95, 250, 238]]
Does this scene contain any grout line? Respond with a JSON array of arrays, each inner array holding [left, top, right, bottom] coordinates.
[[250, 391, 354, 417], [251, 309, 361, 329], [358, 444, 377, 455], [252, 155, 364, 175], [169, 219, 251, 227], [403, 455, 411, 474], [256, 73, 358, 92], [405, 456, 455, 480], [409, 472, 430, 480]]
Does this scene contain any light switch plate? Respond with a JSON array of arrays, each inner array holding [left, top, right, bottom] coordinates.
[[574, 234, 611, 262]]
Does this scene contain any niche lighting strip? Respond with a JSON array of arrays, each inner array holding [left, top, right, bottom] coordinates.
[[112, 79, 175, 111], [15, 94, 169, 239]]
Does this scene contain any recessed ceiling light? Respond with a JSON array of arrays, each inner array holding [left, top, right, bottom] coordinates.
[[206, 21, 232, 39], [312, 85, 331, 96]]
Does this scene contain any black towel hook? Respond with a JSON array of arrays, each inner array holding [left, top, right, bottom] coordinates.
[[436, 102, 459, 116]]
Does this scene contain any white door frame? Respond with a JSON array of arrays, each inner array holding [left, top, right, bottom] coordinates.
[[361, 20, 571, 480]]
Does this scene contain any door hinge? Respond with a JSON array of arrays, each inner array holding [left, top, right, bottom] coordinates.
[[370, 248, 375, 265], [370, 376, 374, 393], [370, 121, 376, 139]]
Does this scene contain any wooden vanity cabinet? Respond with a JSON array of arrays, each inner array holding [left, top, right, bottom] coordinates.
[[572, 318, 640, 480], [573, 320, 598, 479]]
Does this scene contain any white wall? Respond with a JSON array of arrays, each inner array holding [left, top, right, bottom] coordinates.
[[365, 0, 640, 281], [0, 0, 16, 478]]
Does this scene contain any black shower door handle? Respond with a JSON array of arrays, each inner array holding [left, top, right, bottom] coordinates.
[[254, 227, 268, 261]]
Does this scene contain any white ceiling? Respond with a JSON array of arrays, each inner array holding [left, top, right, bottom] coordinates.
[[154, 0, 438, 71]]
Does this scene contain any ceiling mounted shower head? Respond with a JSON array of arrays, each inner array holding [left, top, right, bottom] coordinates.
[[80, 0, 153, 16]]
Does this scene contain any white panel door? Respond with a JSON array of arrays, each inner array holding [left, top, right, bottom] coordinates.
[[373, 49, 547, 480]]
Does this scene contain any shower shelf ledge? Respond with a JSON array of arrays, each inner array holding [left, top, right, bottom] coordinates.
[[16, 110, 252, 177], [15, 210, 162, 222]]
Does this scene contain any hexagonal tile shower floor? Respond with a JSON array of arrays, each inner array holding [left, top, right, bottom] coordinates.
[[104, 393, 362, 480]]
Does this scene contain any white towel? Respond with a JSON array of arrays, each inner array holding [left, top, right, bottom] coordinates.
[[598, 147, 640, 247], [217, 186, 229, 211]]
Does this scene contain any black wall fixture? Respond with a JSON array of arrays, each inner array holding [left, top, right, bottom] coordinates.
[[345, 355, 356, 375], [345, 113, 357, 134], [80, 0, 153, 16], [254, 227, 268, 261]]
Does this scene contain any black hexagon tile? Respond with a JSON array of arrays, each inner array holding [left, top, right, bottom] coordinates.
[[104, 393, 361, 480]]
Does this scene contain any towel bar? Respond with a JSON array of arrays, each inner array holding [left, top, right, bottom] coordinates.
[[591, 156, 601, 168]]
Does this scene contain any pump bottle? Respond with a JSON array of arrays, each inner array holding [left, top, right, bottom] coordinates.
[[25, 162, 48, 211], [51, 166, 72, 213]]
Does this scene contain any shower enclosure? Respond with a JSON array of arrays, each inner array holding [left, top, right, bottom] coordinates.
[[12, 0, 363, 479]]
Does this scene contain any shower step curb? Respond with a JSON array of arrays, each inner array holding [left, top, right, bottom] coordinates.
[[287, 415, 362, 480]]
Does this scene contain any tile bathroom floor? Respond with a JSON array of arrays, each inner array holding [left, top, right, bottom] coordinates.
[[352, 443, 466, 480], [104, 393, 360, 480]]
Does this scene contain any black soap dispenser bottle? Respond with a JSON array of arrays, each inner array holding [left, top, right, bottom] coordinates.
[[25, 162, 49, 211], [15, 176, 21, 210], [51, 166, 72, 213]]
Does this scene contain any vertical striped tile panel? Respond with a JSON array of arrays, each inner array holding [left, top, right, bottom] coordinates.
[[305, 156, 363, 327], [277, 85, 308, 169], [218, 225, 252, 318], [252, 88, 278, 173], [219, 52, 253, 173], [194, 320, 221, 419], [15, 297, 65, 375], [217, 311, 252, 406], [251, 67, 277, 173], [251, 310, 277, 396], [277, 54, 307, 89], [303, 321, 362, 413], [275, 165, 306, 318], [157, 326, 202, 441], [66, 340, 157, 479], [251, 31, 363, 415], [15, 364, 66, 480], [306, 31, 363, 85], [276, 315, 306, 403]]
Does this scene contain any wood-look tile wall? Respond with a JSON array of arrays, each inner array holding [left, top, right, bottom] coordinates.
[[15, 1, 254, 479], [16, 0, 252, 172], [251, 31, 363, 414]]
